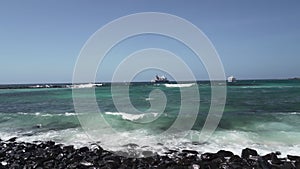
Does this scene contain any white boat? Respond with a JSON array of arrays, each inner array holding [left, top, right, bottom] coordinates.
[[151, 75, 169, 83], [227, 76, 237, 83]]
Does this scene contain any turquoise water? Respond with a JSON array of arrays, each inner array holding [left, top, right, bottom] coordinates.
[[0, 80, 300, 156]]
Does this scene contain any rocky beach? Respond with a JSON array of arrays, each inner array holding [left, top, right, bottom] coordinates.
[[0, 138, 299, 169]]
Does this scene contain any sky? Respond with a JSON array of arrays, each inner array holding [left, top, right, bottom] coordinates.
[[0, 0, 300, 84]]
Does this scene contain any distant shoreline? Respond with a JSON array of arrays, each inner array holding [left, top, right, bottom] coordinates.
[[0, 78, 299, 86]]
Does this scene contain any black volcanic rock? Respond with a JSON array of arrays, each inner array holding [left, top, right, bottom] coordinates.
[[217, 150, 234, 158], [287, 155, 300, 161], [201, 152, 219, 161], [0, 138, 299, 168], [78, 146, 89, 153], [182, 149, 199, 155], [241, 148, 258, 159], [281, 162, 296, 169], [258, 156, 271, 169], [295, 161, 300, 168], [229, 155, 243, 162], [7, 137, 17, 142], [271, 153, 283, 165]]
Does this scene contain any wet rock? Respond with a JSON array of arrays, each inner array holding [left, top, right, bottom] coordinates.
[[182, 149, 199, 155], [228, 162, 244, 169], [46, 140, 55, 146], [295, 161, 300, 168], [241, 148, 258, 159], [0, 138, 300, 169], [201, 152, 218, 161], [229, 155, 243, 163], [262, 152, 272, 161], [78, 146, 89, 153], [217, 150, 234, 158], [55, 153, 64, 161], [281, 162, 295, 169], [263, 152, 283, 165], [164, 149, 178, 155], [7, 137, 17, 142], [246, 157, 258, 167], [211, 156, 225, 167], [275, 151, 281, 155], [287, 155, 300, 161], [271, 153, 283, 165], [63, 145, 75, 153], [258, 156, 271, 169]]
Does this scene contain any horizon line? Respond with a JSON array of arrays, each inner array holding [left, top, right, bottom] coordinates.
[[0, 77, 299, 85]]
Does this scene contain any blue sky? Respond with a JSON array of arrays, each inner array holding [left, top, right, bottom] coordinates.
[[0, 0, 300, 83]]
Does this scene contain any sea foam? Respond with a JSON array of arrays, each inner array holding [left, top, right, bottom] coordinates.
[[67, 83, 103, 89], [164, 83, 195, 88], [104, 112, 159, 121]]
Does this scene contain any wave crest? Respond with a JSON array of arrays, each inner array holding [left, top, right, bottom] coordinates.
[[104, 112, 159, 121], [68, 83, 103, 89], [164, 83, 195, 88]]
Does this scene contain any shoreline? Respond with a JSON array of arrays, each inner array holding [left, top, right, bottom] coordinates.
[[0, 138, 299, 168], [1, 78, 299, 87]]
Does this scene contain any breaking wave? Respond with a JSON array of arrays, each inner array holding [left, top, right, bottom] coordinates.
[[67, 83, 103, 89], [16, 112, 78, 117], [104, 112, 159, 121], [164, 83, 195, 88]]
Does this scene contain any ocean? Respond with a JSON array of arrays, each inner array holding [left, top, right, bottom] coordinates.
[[0, 80, 300, 157]]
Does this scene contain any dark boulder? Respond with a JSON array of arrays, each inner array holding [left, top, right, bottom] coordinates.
[[287, 155, 300, 162], [182, 149, 199, 155], [281, 162, 296, 169], [263, 152, 283, 165], [295, 161, 300, 168], [165, 149, 178, 155], [63, 145, 75, 153], [45, 141, 55, 146], [270, 153, 283, 165], [229, 155, 243, 163], [241, 148, 258, 159], [7, 137, 17, 142], [217, 150, 234, 158], [257, 156, 271, 169], [78, 146, 89, 153], [201, 152, 218, 161]]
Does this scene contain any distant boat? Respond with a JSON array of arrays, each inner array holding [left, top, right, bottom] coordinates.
[[227, 76, 237, 83], [151, 75, 169, 83]]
